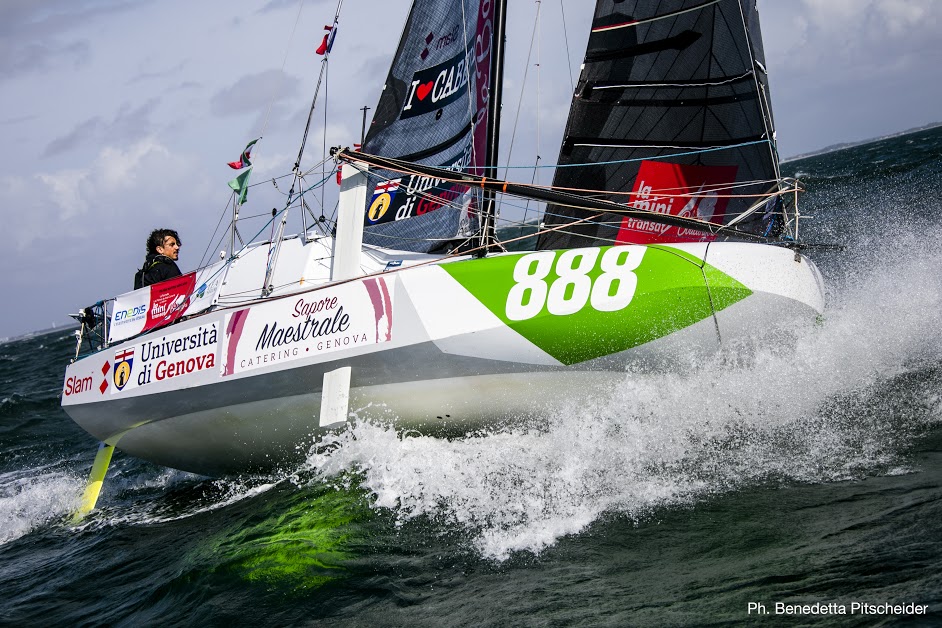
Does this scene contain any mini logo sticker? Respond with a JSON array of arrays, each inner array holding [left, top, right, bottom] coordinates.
[[616, 161, 738, 245]]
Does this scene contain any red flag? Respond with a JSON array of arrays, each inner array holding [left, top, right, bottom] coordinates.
[[316, 23, 338, 55], [227, 138, 258, 170]]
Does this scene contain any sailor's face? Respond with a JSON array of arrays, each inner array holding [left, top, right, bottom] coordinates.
[[157, 236, 180, 261]]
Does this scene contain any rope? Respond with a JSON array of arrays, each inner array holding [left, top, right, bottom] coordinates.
[[196, 194, 237, 271], [503, 1, 543, 181], [345, 155, 796, 203], [558, 0, 574, 93]]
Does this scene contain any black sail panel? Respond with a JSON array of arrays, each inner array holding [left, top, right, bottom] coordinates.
[[537, 0, 780, 250], [359, 0, 492, 253]]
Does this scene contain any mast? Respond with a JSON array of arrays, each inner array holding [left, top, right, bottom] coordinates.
[[479, 0, 508, 253], [263, 3, 343, 294]]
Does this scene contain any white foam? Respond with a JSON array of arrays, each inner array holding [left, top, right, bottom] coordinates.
[[0, 469, 83, 545], [298, 227, 942, 560]]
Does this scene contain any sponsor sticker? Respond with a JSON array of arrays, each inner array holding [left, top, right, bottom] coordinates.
[[221, 278, 394, 376], [109, 321, 219, 394], [185, 273, 222, 316], [419, 24, 460, 62], [110, 293, 149, 337], [401, 44, 473, 119], [63, 372, 96, 397], [144, 273, 197, 332], [442, 245, 751, 365], [363, 147, 473, 227], [113, 348, 134, 390], [109, 272, 199, 344], [615, 161, 739, 245], [62, 359, 110, 399]]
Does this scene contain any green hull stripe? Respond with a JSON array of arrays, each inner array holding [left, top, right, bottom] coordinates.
[[442, 245, 752, 365]]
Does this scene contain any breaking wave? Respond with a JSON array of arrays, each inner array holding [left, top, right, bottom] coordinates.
[[0, 468, 83, 545], [300, 225, 942, 560]]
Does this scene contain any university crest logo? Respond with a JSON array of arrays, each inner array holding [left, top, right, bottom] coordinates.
[[113, 348, 134, 391]]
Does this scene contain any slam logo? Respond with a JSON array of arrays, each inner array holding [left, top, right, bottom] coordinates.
[[113, 348, 134, 391]]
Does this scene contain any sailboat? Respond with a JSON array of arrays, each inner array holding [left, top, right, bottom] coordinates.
[[61, 0, 824, 493]]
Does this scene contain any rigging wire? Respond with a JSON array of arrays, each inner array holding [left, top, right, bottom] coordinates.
[[196, 194, 238, 271], [558, 0, 574, 93], [320, 46, 329, 218], [258, 0, 307, 141], [459, 0, 475, 174], [336, 148, 802, 250], [501, 1, 542, 182], [495, 139, 777, 169], [93, 2, 817, 332], [497, 1, 544, 229], [294, 0, 344, 174], [346, 152, 794, 202]]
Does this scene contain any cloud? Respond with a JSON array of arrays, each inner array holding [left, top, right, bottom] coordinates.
[[258, 0, 297, 13], [0, 0, 136, 80], [770, 0, 942, 81], [0, 114, 39, 126], [210, 69, 301, 118], [36, 168, 91, 217], [0, 134, 222, 335], [43, 98, 160, 158], [42, 117, 106, 158], [7, 136, 213, 252], [128, 61, 187, 84], [757, 0, 942, 155], [0, 39, 90, 78]]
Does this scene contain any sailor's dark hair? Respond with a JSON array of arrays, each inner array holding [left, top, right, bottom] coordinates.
[[146, 228, 181, 255]]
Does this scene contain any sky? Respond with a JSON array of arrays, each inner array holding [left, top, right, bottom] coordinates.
[[1, 0, 940, 339]]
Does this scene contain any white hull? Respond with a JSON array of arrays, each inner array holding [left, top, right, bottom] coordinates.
[[62, 241, 824, 475]]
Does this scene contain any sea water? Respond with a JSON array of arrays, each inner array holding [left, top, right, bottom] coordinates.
[[1, 128, 940, 625]]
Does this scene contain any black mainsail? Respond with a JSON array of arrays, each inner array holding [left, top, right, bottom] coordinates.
[[537, 0, 782, 250], [359, 0, 494, 253]]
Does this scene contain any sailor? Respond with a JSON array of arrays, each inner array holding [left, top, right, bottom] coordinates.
[[135, 229, 183, 289]]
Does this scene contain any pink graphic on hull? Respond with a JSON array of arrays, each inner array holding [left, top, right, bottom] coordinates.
[[223, 308, 250, 376], [362, 277, 393, 342]]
